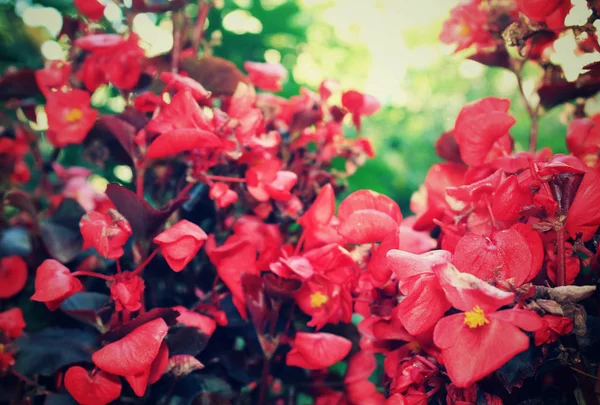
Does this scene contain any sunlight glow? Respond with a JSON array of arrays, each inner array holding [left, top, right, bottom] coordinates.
[[222, 9, 263, 34], [22, 6, 62, 37]]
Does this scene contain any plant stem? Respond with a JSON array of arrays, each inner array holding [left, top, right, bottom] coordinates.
[[171, 11, 184, 73], [192, 1, 212, 52], [71, 271, 114, 282], [514, 70, 540, 153], [204, 174, 246, 183], [116, 260, 122, 276], [556, 227, 567, 286], [257, 356, 271, 405], [136, 164, 145, 199], [131, 248, 159, 276]]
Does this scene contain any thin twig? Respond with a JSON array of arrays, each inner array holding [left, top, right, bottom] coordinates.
[[514, 70, 541, 153], [192, 1, 213, 53]]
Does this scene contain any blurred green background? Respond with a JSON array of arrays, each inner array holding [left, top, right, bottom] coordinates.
[[0, 0, 569, 212]]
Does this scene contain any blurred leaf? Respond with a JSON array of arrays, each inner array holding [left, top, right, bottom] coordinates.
[[15, 328, 97, 377], [165, 354, 204, 377], [44, 393, 78, 405], [60, 292, 111, 328], [166, 326, 210, 356], [101, 307, 179, 342], [181, 56, 248, 96], [40, 221, 82, 263], [0, 226, 32, 257], [0, 69, 40, 101]]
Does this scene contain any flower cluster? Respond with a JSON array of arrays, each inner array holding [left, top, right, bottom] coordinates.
[[0, 0, 599, 404]]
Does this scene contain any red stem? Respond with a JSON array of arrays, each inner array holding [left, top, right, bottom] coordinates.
[[294, 231, 305, 255], [556, 227, 567, 286], [131, 248, 159, 276], [192, 1, 212, 52], [71, 271, 114, 282], [203, 174, 246, 183], [171, 11, 184, 73], [136, 164, 146, 199], [116, 260, 122, 276]]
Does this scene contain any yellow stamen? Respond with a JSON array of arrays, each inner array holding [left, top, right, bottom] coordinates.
[[310, 291, 329, 308], [464, 305, 489, 328], [65, 108, 83, 123], [458, 22, 471, 36]]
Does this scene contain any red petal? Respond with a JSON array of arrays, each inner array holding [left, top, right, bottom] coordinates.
[[146, 90, 212, 134], [74, 34, 124, 51], [434, 262, 515, 313], [0, 308, 26, 339], [286, 332, 352, 370], [125, 371, 149, 397], [148, 341, 169, 384], [397, 275, 451, 336], [0, 256, 28, 298], [338, 190, 402, 223], [368, 228, 401, 285], [64, 366, 122, 405], [31, 259, 75, 302], [338, 210, 398, 244], [160, 72, 210, 100], [437, 318, 530, 387], [93, 318, 168, 376], [165, 354, 205, 376], [511, 223, 543, 282], [386, 250, 451, 286], [299, 183, 335, 229], [74, 0, 105, 21], [489, 309, 544, 332], [147, 128, 222, 159], [433, 313, 464, 350], [566, 169, 600, 240], [153, 219, 207, 244], [345, 350, 377, 384]]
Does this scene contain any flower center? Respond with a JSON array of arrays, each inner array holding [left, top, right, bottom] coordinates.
[[310, 291, 329, 308], [65, 108, 83, 123], [463, 305, 489, 328], [458, 22, 471, 37]]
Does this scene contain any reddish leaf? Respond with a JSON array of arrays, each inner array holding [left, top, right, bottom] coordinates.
[[0, 308, 26, 338], [105, 184, 187, 239], [153, 220, 207, 272], [0, 69, 41, 101]]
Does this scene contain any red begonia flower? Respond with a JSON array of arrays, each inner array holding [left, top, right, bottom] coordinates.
[[205, 235, 258, 319], [93, 318, 169, 376], [160, 71, 210, 100], [294, 275, 352, 330], [209, 182, 238, 208], [440, 0, 494, 52], [270, 254, 314, 279], [146, 128, 223, 159], [433, 263, 544, 387], [64, 366, 122, 405], [387, 250, 452, 335], [231, 215, 282, 270], [173, 306, 217, 337], [153, 219, 207, 272], [227, 82, 263, 145], [244, 61, 287, 92], [446, 383, 503, 405], [286, 332, 352, 370], [0, 256, 28, 298], [74, 0, 106, 21], [110, 272, 145, 312], [0, 308, 26, 339], [31, 260, 83, 311], [452, 224, 542, 286], [338, 190, 402, 244], [491, 175, 532, 222], [35, 60, 71, 96], [566, 168, 600, 241], [368, 227, 402, 285], [246, 159, 297, 202], [453, 97, 516, 166], [534, 315, 573, 346], [411, 162, 466, 230], [566, 116, 600, 168], [80, 209, 132, 260], [341, 90, 381, 129], [133, 92, 164, 112], [304, 243, 358, 285], [147, 90, 213, 134], [125, 341, 169, 396], [45, 89, 97, 147]]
